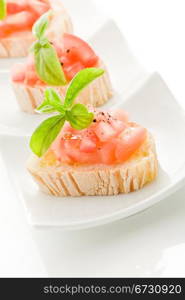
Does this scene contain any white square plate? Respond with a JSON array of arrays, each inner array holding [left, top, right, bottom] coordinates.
[[0, 73, 185, 230]]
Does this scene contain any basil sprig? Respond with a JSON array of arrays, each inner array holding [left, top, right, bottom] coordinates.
[[0, 0, 6, 20], [31, 11, 66, 86], [30, 116, 65, 158], [30, 68, 104, 157]]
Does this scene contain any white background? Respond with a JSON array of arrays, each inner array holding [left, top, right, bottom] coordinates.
[[0, 0, 185, 277]]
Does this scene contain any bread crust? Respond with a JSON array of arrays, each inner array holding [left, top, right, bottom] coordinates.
[[27, 134, 158, 197], [0, 32, 35, 57], [0, 0, 73, 58], [12, 61, 113, 113]]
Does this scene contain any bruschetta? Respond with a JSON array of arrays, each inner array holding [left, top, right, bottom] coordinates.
[[27, 119, 158, 197], [27, 68, 158, 197], [12, 33, 113, 113], [0, 0, 73, 57]]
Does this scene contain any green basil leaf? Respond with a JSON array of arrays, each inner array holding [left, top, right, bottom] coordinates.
[[32, 10, 51, 40], [29, 68, 105, 156], [34, 41, 67, 86], [44, 88, 65, 111], [30, 115, 65, 157], [36, 88, 65, 113], [64, 68, 104, 108], [30, 40, 40, 53], [66, 104, 94, 130], [36, 103, 57, 114], [0, 0, 6, 20]]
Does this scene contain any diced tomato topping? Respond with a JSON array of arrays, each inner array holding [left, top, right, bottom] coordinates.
[[0, 0, 50, 38], [115, 127, 147, 162], [51, 110, 147, 166]]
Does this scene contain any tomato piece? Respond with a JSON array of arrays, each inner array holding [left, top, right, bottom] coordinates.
[[110, 119, 127, 135], [52, 40, 64, 57], [25, 70, 38, 86], [94, 121, 117, 142], [64, 139, 81, 151], [11, 63, 26, 82], [115, 127, 147, 162], [99, 142, 116, 165], [80, 138, 97, 153], [63, 62, 85, 80], [70, 150, 100, 164], [6, 0, 49, 17], [31, 0, 50, 16], [0, 11, 37, 38], [60, 55, 71, 67], [52, 138, 72, 163], [65, 47, 81, 64], [52, 34, 99, 80], [12, 56, 42, 85], [7, 1, 28, 14], [85, 55, 99, 68], [23, 55, 40, 85], [63, 33, 99, 67]]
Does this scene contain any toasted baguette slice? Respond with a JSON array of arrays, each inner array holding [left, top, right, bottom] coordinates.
[[0, 0, 73, 58], [12, 61, 113, 113], [27, 133, 158, 197]]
